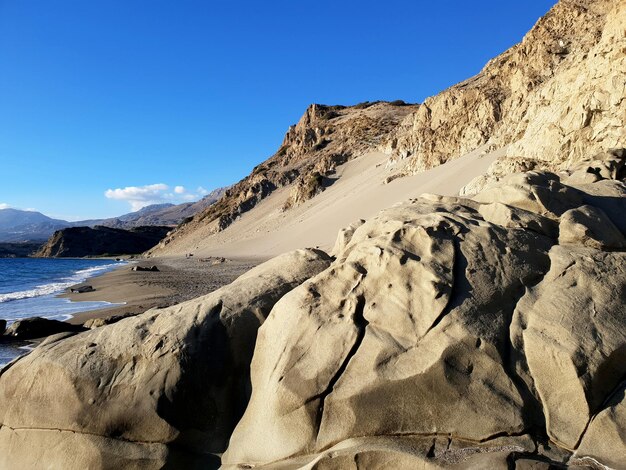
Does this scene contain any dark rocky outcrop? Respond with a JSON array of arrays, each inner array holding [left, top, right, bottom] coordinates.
[[131, 265, 160, 272], [3, 317, 85, 341], [35, 226, 171, 258]]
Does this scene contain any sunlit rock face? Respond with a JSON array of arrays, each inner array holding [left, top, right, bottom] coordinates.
[[384, 0, 625, 178]]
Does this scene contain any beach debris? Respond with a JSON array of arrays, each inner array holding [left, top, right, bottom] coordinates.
[[3, 317, 85, 341], [131, 265, 160, 272], [198, 256, 228, 265], [70, 285, 95, 294]]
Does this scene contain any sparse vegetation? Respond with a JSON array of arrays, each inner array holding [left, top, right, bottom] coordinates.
[[313, 139, 331, 151], [321, 110, 339, 120], [179, 216, 194, 226], [353, 100, 381, 109]]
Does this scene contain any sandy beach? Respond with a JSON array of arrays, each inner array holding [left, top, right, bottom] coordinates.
[[62, 256, 262, 325]]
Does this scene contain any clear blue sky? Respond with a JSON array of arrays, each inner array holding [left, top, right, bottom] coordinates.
[[0, 0, 555, 220]]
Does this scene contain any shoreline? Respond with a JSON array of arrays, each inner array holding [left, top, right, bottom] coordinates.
[[59, 255, 264, 325]]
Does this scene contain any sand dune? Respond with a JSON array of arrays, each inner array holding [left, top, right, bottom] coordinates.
[[160, 146, 501, 258]]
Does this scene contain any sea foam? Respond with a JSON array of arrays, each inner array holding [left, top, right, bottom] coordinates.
[[0, 262, 123, 303]]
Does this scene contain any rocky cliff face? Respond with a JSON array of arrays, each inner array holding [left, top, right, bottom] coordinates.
[[149, 101, 417, 255], [383, 0, 625, 176], [35, 226, 171, 257]]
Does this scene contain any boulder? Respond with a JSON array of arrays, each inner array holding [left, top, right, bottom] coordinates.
[[3, 317, 85, 341], [558, 204, 626, 249], [0, 248, 331, 469], [511, 246, 626, 451], [472, 171, 582, 218], [572, 179, 626, 235], [131, 265, 160, 272], [70, 285, 95, 293], [223, 198, 554, 465]]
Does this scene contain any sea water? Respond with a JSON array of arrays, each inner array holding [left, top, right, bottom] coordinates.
[[0, 258, 125, 365]]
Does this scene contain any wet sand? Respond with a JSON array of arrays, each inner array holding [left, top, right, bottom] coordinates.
[[62, 256, 262, 325]]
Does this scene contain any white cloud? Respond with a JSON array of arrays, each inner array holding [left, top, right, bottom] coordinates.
[[0, 203, 39, 212], [105, 183, 214, 211], [105, 183, 170, 211]]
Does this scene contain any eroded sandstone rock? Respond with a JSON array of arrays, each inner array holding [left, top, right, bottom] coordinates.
[[223, 198, 554, 465], [512, 246, 626, 450], [558, 204, 626, 249], [0, 249, 331, 469], [223, 165, 626, 468]]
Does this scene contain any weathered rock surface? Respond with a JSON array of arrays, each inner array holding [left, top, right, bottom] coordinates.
[[558, 204, 626, 248], [223, 198, 552, 465], [222, 162, 626, 468], [0, 249, 331, 469], [512, 246, 626, 450], [574, 382, 626, 469]]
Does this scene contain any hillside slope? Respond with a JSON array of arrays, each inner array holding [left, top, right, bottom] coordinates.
[[150, 102, 418, 255], [98, 187, 227, 229], [0, 209, 70, 242], [150, 0, 624, 258], [150, 147, 501, 258]]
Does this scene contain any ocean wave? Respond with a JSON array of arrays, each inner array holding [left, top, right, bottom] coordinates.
[[0, 262, 124, 303]]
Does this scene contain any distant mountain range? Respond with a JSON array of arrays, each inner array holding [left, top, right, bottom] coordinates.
[[0, 187, 226, 242]]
